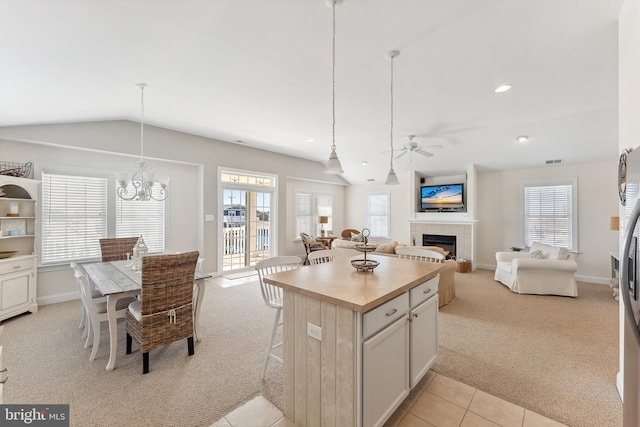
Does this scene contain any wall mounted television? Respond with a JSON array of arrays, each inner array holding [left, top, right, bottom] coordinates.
[[420, 183, 465, 212]]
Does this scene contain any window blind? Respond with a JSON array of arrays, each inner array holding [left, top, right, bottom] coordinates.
[[366, 192, 390, 238], [296, 193, 312, 236], [41, 172, 107, 264], [115, 182, 165, 253], [524, 184, 573, 249]]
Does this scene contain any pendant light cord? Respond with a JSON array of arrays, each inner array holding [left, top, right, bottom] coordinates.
[[331, 1, 336, 152], [389, 54, 394, 168], [139, 83, 146, 161]]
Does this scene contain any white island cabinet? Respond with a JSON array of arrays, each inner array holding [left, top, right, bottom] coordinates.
[[0, 176, 39, 322], [264, 255, 442, 427]]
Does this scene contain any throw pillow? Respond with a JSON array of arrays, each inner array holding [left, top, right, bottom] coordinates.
[[529, 250, 542, 259], [351, 232, 364, 242], [374, 241, 398, 254]]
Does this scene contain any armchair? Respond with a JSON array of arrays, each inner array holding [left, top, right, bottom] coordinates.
[[494, 242, 578, 297], [300, 233, 328, 265]]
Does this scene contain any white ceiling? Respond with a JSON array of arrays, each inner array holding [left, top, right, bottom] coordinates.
[[0, 0, 623, 184]]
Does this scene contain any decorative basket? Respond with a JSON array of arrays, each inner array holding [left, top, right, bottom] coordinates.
[[0, 161, 32, 178]]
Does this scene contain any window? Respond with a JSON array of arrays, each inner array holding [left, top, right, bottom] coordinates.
[[366, 191, 390, 239], [524, 181, 577, 250], [295, 192, 333, 237], [115, 182, 165, 253], [41, 172, 108, 264], [41, 171, 166, 265]]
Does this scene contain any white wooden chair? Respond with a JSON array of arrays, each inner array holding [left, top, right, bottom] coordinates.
[[74, 270, 137, 361], [255, 255, 302, 378], [307, 249, 338, 265], [70, 262, 105, 340], [396, 247, 445, 263]]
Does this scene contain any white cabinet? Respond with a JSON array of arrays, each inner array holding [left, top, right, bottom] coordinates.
[[363, 294, 410, 427], [0, 176, 39, 322], [410, 295, 438, 388], [362, 276, 439, 427]]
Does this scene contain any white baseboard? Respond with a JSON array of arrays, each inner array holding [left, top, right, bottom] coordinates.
[[37, 291, 79, 307]]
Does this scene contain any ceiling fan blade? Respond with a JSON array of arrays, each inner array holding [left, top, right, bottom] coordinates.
[[415, 149, 434, 158], [420, 144, 443, 149], [395, 151, 408, 159]]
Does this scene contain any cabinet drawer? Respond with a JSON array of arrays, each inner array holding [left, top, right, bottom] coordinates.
[[0, 258, 33, 275], [410, 276, 439, 308], [363, 292, 409, 339]]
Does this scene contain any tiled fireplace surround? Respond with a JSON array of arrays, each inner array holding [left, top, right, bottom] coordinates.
[[409, 219, 476, 263]]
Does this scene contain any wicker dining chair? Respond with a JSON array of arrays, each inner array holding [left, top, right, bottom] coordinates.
[[99, 237, 140, 262], [125, 251, 199, 374], [255, 255, 302, 379]]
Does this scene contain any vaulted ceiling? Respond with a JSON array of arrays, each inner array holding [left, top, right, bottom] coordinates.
[[0, 0, 623, 184]]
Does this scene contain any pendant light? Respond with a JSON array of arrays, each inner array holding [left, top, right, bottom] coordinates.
[[323, 0, 344, 175], [384, 50, 400, 185], [116, 83, 169, 201]]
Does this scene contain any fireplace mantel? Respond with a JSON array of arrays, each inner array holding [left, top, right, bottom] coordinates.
[[408, 218, 478, 225]]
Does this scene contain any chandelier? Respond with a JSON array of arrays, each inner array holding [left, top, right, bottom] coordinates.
[[116, 83, 168, 201], [384, 50, 400, 185], [323, 0, 344, 175]]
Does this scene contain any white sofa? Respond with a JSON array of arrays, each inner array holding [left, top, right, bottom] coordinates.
[[494, 242, 578, 297]]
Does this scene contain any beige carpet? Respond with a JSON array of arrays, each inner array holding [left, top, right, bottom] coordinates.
[[433, 269, 622, 427], [1, 278, 282, 427], [1, 270, 623, 426]]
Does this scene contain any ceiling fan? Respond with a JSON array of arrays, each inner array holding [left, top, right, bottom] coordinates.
[[393, 135, 443, 159]]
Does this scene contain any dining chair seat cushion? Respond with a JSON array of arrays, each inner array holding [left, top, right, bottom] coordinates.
[[128, 300, 142, 321]]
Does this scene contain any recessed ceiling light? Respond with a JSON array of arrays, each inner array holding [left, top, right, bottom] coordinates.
[[361, 161, 368, 166], [307, 138, 315, 143], [494, 85, 512, 93], [517, 135, 529, 142]]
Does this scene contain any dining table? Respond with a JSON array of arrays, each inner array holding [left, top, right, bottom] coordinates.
[[82, 259, 211, 371]]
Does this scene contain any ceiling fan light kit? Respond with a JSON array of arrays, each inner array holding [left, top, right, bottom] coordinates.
[[385, 50, 400, 185], [323, 0, 344, 175]]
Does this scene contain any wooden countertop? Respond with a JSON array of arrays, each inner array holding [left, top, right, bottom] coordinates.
[[263, 255, 444, 313]]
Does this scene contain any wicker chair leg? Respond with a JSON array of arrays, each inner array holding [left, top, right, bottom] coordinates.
[[126, 333, 132, 355], [143, 352, 149, 374], [188, 337, 194, 356]]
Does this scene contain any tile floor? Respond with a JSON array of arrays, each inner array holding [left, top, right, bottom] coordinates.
[[210, 370, 566, 427]]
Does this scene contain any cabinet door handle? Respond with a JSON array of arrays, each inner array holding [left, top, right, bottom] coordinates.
[[413, 313, 419, 318], [385, 308, 398, 317], [423, 288, 432, 294]]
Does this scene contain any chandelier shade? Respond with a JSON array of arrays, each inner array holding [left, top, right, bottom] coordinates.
[[116, 83, 169, 202]]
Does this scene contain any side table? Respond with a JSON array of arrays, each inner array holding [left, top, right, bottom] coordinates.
[[316, 235, 337, 248]]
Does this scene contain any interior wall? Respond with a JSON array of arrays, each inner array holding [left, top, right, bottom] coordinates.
[[0, 120, 347, 302], [286, 178, 346, 259], [476, 161, 618, 280]]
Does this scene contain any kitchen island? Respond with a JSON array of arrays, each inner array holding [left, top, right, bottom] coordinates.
[[264, 254, 443, 427]]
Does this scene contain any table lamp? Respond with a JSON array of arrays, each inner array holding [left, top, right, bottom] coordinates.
[[318, 216, 329, 236]]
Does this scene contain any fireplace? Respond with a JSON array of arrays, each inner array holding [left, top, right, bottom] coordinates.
[[423, 234, 456, 259]]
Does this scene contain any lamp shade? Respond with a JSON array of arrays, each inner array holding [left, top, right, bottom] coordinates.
[[610, 216, 620, 231], [318, 216, 329, 224]]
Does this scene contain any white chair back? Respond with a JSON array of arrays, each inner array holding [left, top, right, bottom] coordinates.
[[256, 256, 302, 309], [396, 247, 445, 263], [307, 249, 337, 265]]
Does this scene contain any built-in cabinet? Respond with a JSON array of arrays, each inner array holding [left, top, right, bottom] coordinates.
[[362, 277, 439, 427], [0, 176, 39, 322]]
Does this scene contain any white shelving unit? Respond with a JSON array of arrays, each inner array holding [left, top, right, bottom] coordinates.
[[0, 175, 39, 322]]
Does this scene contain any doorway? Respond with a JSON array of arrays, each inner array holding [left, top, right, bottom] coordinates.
[[220, 169, 275, 272]]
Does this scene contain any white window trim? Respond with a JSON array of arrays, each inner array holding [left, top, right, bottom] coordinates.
[[365, 190, 391, 239], [521, 178, 578, 251]]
